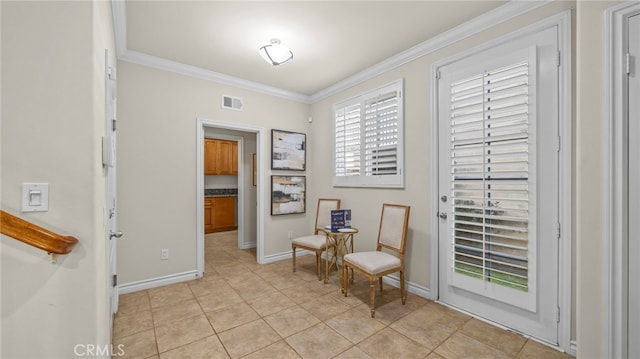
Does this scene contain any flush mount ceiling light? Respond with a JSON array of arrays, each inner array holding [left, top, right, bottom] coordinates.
[[259, 38, 293, 66]]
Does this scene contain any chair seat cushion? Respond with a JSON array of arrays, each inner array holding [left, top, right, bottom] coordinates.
[[343, 251, 400, 274], [292, 234, 334, 250]]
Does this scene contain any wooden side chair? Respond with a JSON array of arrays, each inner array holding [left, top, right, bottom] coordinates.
[[342, 203, 410, 317], [292, 198, 341, 280]]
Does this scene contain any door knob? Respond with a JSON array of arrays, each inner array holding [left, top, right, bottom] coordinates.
[[439, 212, 447, 220], [110, 230, 123, 239]]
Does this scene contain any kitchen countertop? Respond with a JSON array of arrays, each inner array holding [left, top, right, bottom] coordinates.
[[205, 188, 237, 197]]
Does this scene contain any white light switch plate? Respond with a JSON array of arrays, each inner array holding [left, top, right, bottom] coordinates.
[[22, 183, 49, 212]]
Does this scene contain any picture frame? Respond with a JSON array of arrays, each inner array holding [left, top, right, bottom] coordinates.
[[271, 175, 306, 215], [271, 129, 306, 171]]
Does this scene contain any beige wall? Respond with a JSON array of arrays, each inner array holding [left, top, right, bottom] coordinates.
[[0, 1, 114, 357], [116, 62, 310, 283], [575, 1, 621, 357]]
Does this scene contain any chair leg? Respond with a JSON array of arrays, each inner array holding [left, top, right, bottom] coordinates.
[[379, 277, 383, 292], [316, 252, 322, 281], [369, 276, 376, 318], [324, 248, 330, 283], [342, 263, 348, 295], [292, 246, 296, 272], [400, 270, 406, 305]]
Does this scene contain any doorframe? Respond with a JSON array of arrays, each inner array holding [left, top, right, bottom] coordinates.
[[196, 118, 266, 276], [605, 3, 640, 358], [429, 10, 573, 352]]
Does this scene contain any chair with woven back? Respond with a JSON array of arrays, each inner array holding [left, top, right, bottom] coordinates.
[[291, 198, 341, 280], [342, 203, 410, 318]]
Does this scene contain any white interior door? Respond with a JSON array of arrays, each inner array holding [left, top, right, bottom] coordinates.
[[437, 26, 559, 344], [105, 50, 120, 320], [628, 13, 640, 359]]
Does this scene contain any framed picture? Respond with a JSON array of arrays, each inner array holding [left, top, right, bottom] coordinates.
[[271, 129, 306, 171], [271, 175, 305, 215]]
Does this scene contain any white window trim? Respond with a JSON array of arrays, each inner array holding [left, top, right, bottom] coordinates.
[[332, 79, 404, 188], [430, 10, 572, 354]]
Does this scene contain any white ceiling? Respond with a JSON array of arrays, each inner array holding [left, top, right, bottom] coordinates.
[[121, 1, 507, 98]]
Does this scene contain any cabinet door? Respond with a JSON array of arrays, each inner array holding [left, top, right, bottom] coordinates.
[[212, 197, 236, 231], [204, 198, 214, 233], [217, 140, 233, 175], [231, 141, 238, 175], [204, 139, 217, 175]]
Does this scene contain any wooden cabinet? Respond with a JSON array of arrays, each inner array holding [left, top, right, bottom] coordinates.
[[204, 196, 236, 234], [204, 198, 214, 233], [204, 139, 238, 175]]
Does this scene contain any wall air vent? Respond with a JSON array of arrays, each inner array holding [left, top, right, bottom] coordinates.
[[222, 95, 243, 111]]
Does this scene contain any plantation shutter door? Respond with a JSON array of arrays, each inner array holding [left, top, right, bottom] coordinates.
[[335, 103, 361, 177], [364, 91, 399, 176], [448, 48, 538, 311]]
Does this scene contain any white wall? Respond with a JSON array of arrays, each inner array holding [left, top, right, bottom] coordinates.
[[116, 62, 310, 284], [0, 1, 114, 357]]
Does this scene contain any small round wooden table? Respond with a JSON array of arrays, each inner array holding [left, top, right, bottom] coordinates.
[[319, 227, 358, 284]]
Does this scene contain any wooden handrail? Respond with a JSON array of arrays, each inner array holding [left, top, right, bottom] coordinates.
[[0, 210, 78, 255]]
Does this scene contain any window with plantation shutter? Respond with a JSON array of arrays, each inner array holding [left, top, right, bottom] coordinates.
[[450, 61, 531, 294], [333, 80, 404, 188]]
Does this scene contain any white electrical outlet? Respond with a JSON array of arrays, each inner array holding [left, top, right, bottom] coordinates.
[[287, 231, 293, 239], [161, 249, 169, 260]]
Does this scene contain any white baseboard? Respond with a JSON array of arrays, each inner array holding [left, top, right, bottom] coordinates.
[[266, 250, 432, 300], [264, 249, 314, 264], [569, 340, 577, 356], [239, 242, 256, 250], [118, 270, 199, 294], [382, 275, 433, 300]]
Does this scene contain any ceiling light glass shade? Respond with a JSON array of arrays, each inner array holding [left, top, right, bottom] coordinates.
[[259, 39, 293, 66]]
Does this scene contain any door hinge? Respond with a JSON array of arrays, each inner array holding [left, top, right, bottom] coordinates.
[[625, 53, 631, 75], [108, 66, 116, 80], [557, 306, 561, 323], [112, 274, 117, 287], [112, 119, 117, 131], [436, 71, 441, 80], [557, 222, 561, 239], [557, 51, 561, 67], [557, 135, 561, 152]]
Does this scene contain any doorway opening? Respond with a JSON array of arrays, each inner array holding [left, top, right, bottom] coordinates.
[[196, 118, 266, 277]]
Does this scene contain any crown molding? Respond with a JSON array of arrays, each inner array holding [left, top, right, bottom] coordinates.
[[119, 49, 311, 103], [111, 0, 550, 104], [309, 0, 550, 102]]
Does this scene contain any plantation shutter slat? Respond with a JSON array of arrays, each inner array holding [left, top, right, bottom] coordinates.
[[335, 103, 361, 177], [449, 61, 531, 293], [364, 91, 399, 176]]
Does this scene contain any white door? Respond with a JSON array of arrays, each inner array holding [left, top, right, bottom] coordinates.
[[628, 13, 640, 359], [437, 26, 560, 344], [105, 50, 121, 321]]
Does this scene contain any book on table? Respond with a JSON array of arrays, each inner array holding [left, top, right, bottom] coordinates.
[[331, 209, 351, 232]]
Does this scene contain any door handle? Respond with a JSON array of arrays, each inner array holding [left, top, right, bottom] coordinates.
[[110, 230, 123, 239], [439, 212, 447, 220]]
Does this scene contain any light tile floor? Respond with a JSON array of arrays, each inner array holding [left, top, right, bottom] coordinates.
[[113, 231, 574, 359]]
